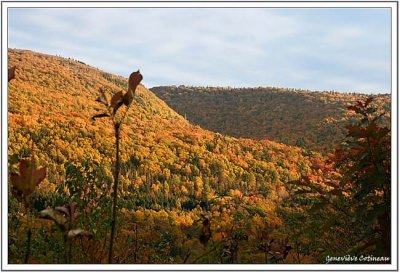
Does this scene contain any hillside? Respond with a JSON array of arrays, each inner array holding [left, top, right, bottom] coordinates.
[[151, 86, 391, 153], [8, 49, 310, 200], [8, 49, 314, 264], [7, 49, 390, 265]]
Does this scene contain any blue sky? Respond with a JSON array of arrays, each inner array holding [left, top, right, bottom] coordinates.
[[8, 8, 391, 93]]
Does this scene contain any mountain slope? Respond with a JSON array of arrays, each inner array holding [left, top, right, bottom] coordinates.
[[7, 49, 390, 264], [8, 49, 312, 193], [151, 85, 391, 153], [8, 49, 321, 263]]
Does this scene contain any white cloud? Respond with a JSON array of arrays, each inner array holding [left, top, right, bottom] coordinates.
[[8, 7, 391, 94], [320, 26, 366, 47]]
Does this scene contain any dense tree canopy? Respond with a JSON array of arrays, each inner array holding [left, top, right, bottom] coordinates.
[[7, 49, 391, 265], [151, 86, 390, 153]]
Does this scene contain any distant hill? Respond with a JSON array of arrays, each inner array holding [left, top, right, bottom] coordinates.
[[151, 85, 391, 153]]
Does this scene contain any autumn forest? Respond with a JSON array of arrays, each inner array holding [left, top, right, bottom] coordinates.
[[7, 49, 392, 265]]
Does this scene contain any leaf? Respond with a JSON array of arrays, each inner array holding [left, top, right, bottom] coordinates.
[[40, 208, 68, 230], [95, 88, 109, 106], [364, 97, 374, 107], [199, 213, 211, 246], [123, 91, 134, 107], [123, 70, 143, 106], [357, 174, 385, 198], [56, 202, 79, 224], [376, 126, 390, 138], [67, 228, 93, 239], [328, 188, 343, 196], [346, 125, 367, 138], [8, 66, 16, 82], [287, 177, 311, 187], [371, 112, 386, 123], [55, 206, 70, 217], [347, 105, 363, 114], [128, 70, 143, 93], [365, 204, 386, 225], [323, 181, 340, 191], [91, 113, 110, 121], [110, 91, 124, 114], [10, 159, 46, 200]]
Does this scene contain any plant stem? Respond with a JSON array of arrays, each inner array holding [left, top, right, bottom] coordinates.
[[265, 249, 268, 264], [24, 228, 32, 263], [64, 234, 68, 263], [67, 207, 72, 263], [134, 223, 138, 263], [108, 122, 121, 264], [68, 239, 72, 263]]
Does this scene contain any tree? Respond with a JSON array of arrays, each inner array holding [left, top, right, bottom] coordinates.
[[332, 97, 391, 256], [288, 97, 391, 259]]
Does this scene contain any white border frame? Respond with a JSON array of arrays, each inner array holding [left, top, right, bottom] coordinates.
[[1, 1, 398, 271]]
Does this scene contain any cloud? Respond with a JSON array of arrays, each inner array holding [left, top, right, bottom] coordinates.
[[8, 7, 391, 93]]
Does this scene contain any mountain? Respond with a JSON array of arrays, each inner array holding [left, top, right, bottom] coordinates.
[[151, 85, 391, 153], [8, 49, 316, 264], [8, 49, 311, 195], [8, 49, 390, 265]]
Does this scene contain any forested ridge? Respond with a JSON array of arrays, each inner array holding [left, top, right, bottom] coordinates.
[[7, 49, 391, 265], [151, 85, 390, 153]]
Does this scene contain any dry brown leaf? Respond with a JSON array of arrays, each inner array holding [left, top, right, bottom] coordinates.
[[123, 70, 143, 106], [40, 208, 68, 230], [199, 213, 211, 246], [91, 113, 110, 121], [10, 159, 46, 200], [110, 91, 124, 114], [56, 202, 79, 224], [67, 228, 93, 239], [8, 67, 16, 82], [95, 88, 109, 106]]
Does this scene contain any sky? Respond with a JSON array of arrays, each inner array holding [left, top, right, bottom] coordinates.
[[8, 7, 391, 94]]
